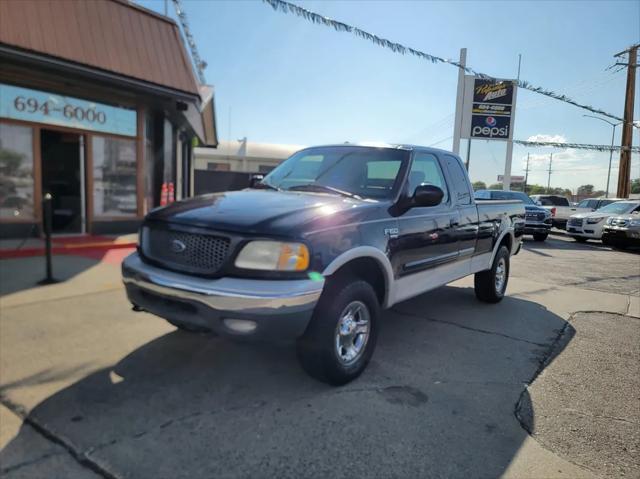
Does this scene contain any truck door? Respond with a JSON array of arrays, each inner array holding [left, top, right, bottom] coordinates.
[[392, 152, 459, 278], [443, 154, 479, 258]]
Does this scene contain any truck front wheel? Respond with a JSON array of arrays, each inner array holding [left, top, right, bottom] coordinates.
[[297, 277, 379, 385], [474, 246, 510, 303]]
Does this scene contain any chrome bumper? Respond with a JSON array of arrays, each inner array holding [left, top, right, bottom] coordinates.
[[122, 253, 324, 339]]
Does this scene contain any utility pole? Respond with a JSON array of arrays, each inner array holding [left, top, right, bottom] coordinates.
[[523, 153, 530, 194], [615, 44, 638, 198], [547, 153, 553, 192]]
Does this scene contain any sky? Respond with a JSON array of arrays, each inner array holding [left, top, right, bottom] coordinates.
[[138, 0, 639, 193]]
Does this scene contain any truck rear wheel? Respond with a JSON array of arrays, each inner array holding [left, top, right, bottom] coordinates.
[[297, 277, 379, 386], [474, 246, 510, 303]]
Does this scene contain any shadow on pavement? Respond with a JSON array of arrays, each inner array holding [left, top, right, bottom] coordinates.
[[1, 286, 575, 478]]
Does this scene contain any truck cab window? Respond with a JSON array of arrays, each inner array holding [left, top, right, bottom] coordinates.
[[407, 152, 448, 202], [444, 155, 472, 205]]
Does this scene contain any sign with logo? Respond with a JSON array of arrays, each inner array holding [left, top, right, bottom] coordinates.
[[0, 83, 136, 137], [497, 175, 525, 183], [461, 76, 517, 141]]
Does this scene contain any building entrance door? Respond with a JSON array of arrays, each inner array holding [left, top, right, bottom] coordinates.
[[41, 130, 85, 234]]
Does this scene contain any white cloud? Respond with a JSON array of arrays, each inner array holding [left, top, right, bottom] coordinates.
[[526, 133, 567, 143]]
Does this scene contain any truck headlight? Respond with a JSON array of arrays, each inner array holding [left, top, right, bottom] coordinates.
[[606, 217, 615, 225], [629, 218, 640, 227], [586, 217, 605, 224], [235, 241, 310, 271]]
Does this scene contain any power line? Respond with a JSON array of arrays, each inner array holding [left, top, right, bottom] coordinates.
[[263, 0, 625, 122], [513, 139, 639, 152]]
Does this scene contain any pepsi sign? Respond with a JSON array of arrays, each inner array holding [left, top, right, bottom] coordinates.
[[462, 76, 517, 141]]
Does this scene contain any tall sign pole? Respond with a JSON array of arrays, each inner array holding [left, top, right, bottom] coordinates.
[[452, 48, 467, 156], [616, 44, 638, 198]]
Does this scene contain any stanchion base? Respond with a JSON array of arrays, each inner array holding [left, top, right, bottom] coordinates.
[[37, 277, 60, 285]]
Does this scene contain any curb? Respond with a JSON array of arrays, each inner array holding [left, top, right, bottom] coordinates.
[[0, 242, 137, 260]]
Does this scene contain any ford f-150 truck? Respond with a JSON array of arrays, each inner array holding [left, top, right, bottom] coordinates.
[[123, 144, 525, 385]]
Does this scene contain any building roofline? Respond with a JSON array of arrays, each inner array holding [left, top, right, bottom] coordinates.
[[0, 44, 200, 103]]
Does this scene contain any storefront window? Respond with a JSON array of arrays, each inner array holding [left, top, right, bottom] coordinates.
[[0, 123, 34, 219], [92, 136, 137, 216]]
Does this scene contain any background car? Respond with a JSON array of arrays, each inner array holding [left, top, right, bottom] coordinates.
[[567, 200, 640, 242], [530, 194, 573, 229], [601, 211, 640, 248], [475, 190, 552, 241]]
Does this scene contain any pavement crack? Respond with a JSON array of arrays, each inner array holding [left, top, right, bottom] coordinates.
[[0, 395, 121, 479], [0, 450, 66, 475], [390, 308, 548, 347], [545, 410, 639, 426]]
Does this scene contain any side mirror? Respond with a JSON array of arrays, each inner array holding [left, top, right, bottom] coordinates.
[[413, 185, 444, 207], [249, 174, 264, 188]]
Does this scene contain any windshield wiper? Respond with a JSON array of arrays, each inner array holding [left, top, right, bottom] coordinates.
[[288, 183, 362, 200]]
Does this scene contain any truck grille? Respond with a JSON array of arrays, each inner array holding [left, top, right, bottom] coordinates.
[[568, 218, 583, 227], [526, 212, 546, 221], [141, 226, 230, 275]]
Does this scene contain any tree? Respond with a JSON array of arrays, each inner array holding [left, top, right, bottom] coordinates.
[[577, 184, 595, 197], [471, 181, 486, 190], [488, 183, 503, 190], [631, 178, 640, 194]]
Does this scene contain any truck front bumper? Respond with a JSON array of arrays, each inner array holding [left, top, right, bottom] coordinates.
[[524, 221, 552, 235], [122, 253, 324, 340]]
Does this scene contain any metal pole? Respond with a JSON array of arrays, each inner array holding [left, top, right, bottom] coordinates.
[[465, 139, 471, 171], [547, 153, 553, 192], [38, 193, 58, 285], [452, 48, 467, 155], [605, 124, 616, 198], [523, 153, 530, 194]]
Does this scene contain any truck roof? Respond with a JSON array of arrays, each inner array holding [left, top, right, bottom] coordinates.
[[307, 142, 458, 156]]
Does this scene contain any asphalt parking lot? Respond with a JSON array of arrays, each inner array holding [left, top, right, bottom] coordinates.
[[1, 234, 638, 479]]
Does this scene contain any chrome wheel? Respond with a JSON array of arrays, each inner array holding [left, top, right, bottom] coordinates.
[[495, 257, 506, 293], [335, 300, 370, 365]]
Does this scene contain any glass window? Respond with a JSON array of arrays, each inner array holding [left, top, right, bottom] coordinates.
[[0, 123, 34, 219], [596, 201, 639, 215], [444, 155, 471, 205], [93, 136, 137, 216], [407, 153, 448, 202], [263, 146, 409, 199]]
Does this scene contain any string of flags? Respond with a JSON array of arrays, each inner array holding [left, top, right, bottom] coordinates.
[[263, 0, 625, 123], [513, 140, 640, 153]]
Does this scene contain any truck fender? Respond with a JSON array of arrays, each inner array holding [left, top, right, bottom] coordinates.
[[490, 227, 515, 266], [322, 246, 394, 308]]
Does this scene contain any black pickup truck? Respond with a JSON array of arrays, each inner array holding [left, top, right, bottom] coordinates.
[[123, 144, 525, 385]]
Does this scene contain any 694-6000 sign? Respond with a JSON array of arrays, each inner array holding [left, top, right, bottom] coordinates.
[[13, 96, 106, 124]]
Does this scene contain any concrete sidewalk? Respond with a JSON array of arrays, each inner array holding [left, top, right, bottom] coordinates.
[[0, 238, 638, 478]]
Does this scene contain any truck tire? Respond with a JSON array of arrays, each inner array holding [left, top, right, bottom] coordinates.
[[533, 233, 548, 242], [474, 246, 509, 303], [573, 236, 588, 243], [296, 277, 379, 386]]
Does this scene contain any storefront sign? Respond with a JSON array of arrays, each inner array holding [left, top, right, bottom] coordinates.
[[461, 76, 517, 141], [0, 84, 136, 137]]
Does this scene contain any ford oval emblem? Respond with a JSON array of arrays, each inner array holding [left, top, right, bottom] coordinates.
[[171, 239, 187, 253]]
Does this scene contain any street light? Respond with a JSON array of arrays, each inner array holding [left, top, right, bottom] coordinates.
[[582, 114, 622, 198]]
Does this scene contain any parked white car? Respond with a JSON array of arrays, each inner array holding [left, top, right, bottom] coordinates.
[[566, 200, 640, 242]]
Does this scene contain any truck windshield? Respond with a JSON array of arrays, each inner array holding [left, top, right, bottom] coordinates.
[[261, 146, 409, 200]]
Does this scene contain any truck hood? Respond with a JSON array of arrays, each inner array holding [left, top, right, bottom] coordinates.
[[525, 204, 548, 213], [571, 210, 615, 220], [145, 190, 383, 236]]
